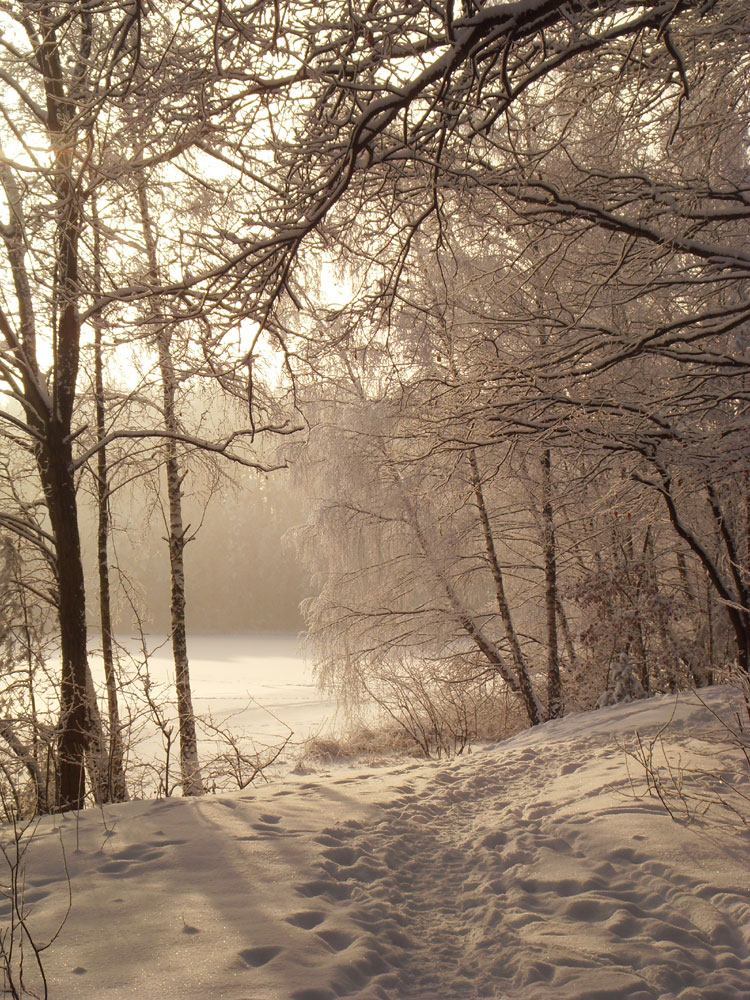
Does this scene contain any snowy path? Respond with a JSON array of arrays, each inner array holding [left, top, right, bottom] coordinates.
[[288, 725, 749, 1000], [5, 691, 749, 1000]]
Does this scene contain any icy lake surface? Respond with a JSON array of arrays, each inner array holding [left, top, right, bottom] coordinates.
[[89, 632, 343, 754]]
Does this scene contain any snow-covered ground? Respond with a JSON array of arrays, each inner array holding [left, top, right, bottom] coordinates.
[[4, 689, 749, 1000]]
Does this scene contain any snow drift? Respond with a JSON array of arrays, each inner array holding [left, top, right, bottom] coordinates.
[[4, 689, 748, 1000]]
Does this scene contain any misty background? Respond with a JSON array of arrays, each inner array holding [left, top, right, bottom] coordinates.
[[79, 464, 312, 636]]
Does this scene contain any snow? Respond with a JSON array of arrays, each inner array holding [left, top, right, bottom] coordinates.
[[77, 633, 345, 793], [114, 633, 342, 743], [4, 688, 749, 1000]]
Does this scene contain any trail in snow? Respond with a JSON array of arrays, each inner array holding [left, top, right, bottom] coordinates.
[[301, 733, 748, 1000], [3, 689, 748, 1000]]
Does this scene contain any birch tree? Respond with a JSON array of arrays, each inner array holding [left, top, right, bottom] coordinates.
[[0, 2, 297, 810], [136, 172, 204, 797]]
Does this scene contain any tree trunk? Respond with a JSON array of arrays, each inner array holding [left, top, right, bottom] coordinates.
[[38, 428, 90, 811], [652, 465, 750, 679], [556, 598, 578, 675], [137, 175, 204, 797], [540, 448, 563, 719], [94, 414, 129, 803], [162, 414, 204, 797], [0, 722, 49, 816], [92, 202, 129, 803], [467, 450, 542, 726], [705, 573, 715, 686]]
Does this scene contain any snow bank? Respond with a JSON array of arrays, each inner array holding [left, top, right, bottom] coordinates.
[[4, 688, 748, 999]]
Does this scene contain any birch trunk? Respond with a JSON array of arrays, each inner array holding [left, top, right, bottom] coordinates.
[[137, 177, 204, 797], [556, 598, 578, 675], [160, 368, 205, 797], [403, 490, 522, 697], [467, 450, 542, 726], [92, 204, 129, 803]]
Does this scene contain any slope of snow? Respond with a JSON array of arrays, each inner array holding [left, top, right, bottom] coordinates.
[[4, 689, 748, 1000]]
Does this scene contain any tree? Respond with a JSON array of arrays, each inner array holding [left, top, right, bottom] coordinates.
[[280, 0, 750, 687], [0, 2, 119, 809], [293, 325, 558, 733], [1, 0, 746, 798], [135, 171, 204, 796], [0, 533, 55, 817], [89, 196, 129, 803], [207, 3, 745, 294], [0, 2, 298, 810]]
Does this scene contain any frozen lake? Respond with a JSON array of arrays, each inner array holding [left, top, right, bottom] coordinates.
[[84, 633, 347, 791], [114, 632, 342, 741]]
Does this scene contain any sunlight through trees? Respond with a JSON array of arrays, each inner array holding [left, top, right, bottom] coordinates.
[[0, 0, 747, 809]]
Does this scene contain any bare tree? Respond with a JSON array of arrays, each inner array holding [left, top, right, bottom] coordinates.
[[0, 0, 746, 795], [0, 3, 298, 810], [273, 1, 748, 688], [89, 198, 129, 804], [135, 171, 204, 796]]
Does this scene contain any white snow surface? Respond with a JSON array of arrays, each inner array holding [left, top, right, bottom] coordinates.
[[7, 689, 749, 1000], [90, 633, 342, 744]]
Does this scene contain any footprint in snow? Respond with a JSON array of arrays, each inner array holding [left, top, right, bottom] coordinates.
[[295, 880, 351, 901], [321, 846, 358, 866], [249, 821, 291, 838], [313, 833, 344, 847], [236, 945, 283, 967], [97, 845, 166, 877], [284, 910, 326, 929], [315, 928, 356, 952]]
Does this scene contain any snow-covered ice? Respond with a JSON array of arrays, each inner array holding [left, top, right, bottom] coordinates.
[[92, 633, 342, 744], [4, 688, 748, 1000]]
